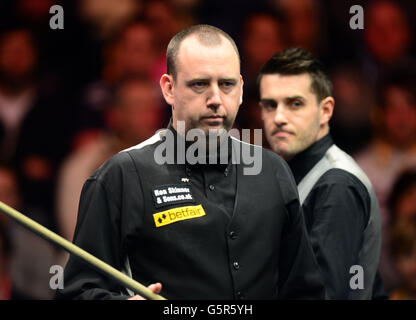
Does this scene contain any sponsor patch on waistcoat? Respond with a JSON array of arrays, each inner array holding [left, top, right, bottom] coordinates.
[[153, 205, 206, 228]]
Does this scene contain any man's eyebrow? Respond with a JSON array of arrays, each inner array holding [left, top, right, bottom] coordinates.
[[185, 79, 210, 87], [260, 98, 276, 102], [284, 95, 306, 101], [185, 77, 238, 85], [186, 78, 210, 84], [219, 77, 237, 82], [259, 98, 277, 108]]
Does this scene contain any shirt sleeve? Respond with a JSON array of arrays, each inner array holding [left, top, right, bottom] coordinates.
[[276, 159, 326, 299], [303, 169, 369, 299], [55, 159, 131, 300]]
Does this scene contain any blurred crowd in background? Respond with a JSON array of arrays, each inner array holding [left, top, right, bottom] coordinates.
[[0, 0, 415, 300]]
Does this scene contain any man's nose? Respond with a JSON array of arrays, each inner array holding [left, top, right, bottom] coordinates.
[[206, 84, 221, 109], [273, 105, 287, 125]]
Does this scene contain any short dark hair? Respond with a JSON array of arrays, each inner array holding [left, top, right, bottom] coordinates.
[[166, 24, 240, 79], [257, 47, 332, 102]]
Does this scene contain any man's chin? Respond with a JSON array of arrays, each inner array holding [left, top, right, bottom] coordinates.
[[197, 125, 228, 135], [271, 143, 294, 159]]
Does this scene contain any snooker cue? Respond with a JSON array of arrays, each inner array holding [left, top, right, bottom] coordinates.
[[0, 201, 166, 300]]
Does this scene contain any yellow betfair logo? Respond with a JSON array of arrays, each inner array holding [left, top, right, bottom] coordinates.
[[153, 205, 206, 228]]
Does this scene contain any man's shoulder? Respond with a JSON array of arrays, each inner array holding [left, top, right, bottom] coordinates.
[[317, 168, 368, 191], [91, 132, 165, 180], [307, 168, 371, 223], [120, 130, 165, 157], [323, 144, 373, 192], [311, 168, 371, 208], [89, 151, 133, 182]]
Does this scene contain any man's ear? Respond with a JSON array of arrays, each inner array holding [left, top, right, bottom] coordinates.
[[319, 96, 334, 126], [160, 74, 175, 107]]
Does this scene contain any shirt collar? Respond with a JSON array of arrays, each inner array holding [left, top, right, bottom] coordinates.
[[288, 134, 334, 184]]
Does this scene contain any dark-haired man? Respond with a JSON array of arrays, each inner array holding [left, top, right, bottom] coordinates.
[[258, 47, 386, 299], [56, 26, 324, 300]]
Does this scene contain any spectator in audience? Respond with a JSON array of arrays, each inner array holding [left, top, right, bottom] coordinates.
[[388, 169, 416, 229], [236, 11, 287, 146], [144, 0, 195, 84], [240, 11, 287, 97], [377, 168, 416, 294], [0, 26, 71, 232], [355, 70, 416, 224], [144, 0, 192, 55], [76, 19, 160, 137], [78, 0, 141, 41], [329, 65, 375, 154], [0, 27, 38, 164], [361, 0, 415, 86], [118, 20, 158, 80], [389, 223, 416, 299], [272, 0, 328, 57], [355, 71, 416, 292], [0, 165, 59, 300]]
